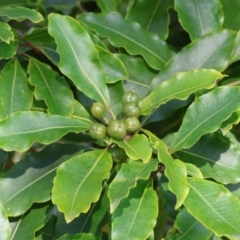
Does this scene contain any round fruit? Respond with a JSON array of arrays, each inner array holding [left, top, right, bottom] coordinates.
[[125, 117, 141, 133], [123, 103, 141, 117], [89, 123, 107, 140], [110, 145, 128, 163], [107, 120, 127, 140], [122, 91, 139, 105], [90, 102, 106, 119]]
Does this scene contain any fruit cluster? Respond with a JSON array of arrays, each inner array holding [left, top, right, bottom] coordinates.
[[89, 91, 141, 141]]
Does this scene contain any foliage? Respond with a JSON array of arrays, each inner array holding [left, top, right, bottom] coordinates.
[[0, 0, 240, 239]]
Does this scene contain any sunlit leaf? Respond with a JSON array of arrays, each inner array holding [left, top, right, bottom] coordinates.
[[175, 0, 223, 40], [0, 202, 10, 240], [0, 22, 13, 43], [0, 111, 91, 152], [155, 140, 189, 209], [0, 40, 18, 59], [52, 149, 112, 223], [108, 159, 158, 212], [184, 178, 240, 239], [112, 181, 158, 240], [140, 69, 223, 115], [151, 30, 236, 88], [170, 87, 240, 153], [0, 58, 32, 120], [58, 233, 100, 240], [78, 12, 174, 70], [28, 57, 74, 116], [0, 6, 43, 23], [48, 14, 113, 116], [113, 134, 152, 163]]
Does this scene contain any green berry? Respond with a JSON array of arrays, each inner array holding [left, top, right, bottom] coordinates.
[[125, 117, 141, 133], [110, 145, 128, 163], [123, 103, 141, 117], [107, 120, 127, 140], [89, 123, 107, 140], [90, 102, 106, 119], [122, 90, 139, 105]]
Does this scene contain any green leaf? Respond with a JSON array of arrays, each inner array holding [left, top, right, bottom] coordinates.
[[220, 0, 240, 31], [112, 181, 158, 240], [97, 0, 117, 12], [155, 140, 189, 209], [108, 159, 158, 213], [231, 31, 240, 64], [28, 58, 74, 116], [0, 202, 10, 240], [78, 12, 174, 70], [117, 54, 157, 99], [52, 149, 112, 223], [9, 203, 51, 240], [151, 30, 236, 88], [48, 14, 113, 116], [170, 87, 240, 153], [220, 110, 240, 135], [175, 0, 223, 40], [0, 6, 43, 23], [96, 46, 128, 84], [58, 233, 100, 240], [166, 208, 213, 240], [184, 178, 240, 239], [140, 69, 223, 116], [21, 28, 60, 66], [0, 111, 91, 152], [0, 0, 27, 8], [184, 163, 203, 179], [113, 134, 152, 163], [0, 58, 33, 120], [0, 143, 81, 216], [127, 0, 173, 39], [0, 22, 13, 43], [0, 40, 18, 59], [175, 133, 240, 184]]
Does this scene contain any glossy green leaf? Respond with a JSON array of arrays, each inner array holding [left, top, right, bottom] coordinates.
[[0, 40, 18, 59], [231, 31, 240, 63], [0, 144, 81, 216], [174, 133, 240, 184], [0, 6, 43, 23], [0, 58, 32, 120], [97, 0, 117, 12], [166, 208, 213, 240], [221, 110, 240, 135], [170, 87, 240, 153], [117, 54, 157, 99], [220, 0, 240, 31], [28, 58, 74, 116], [184, 178, 240, 239], [175, 0, 223, 40], [9, 203, 51, 240], [72, 100, 95, 123], [96, 46, 128, 84], [184, 163, 203, 179], [0, 202, 10, 240], [112, 181, 158, 240], [155, 140, 189, 209], [21, 28, 60, 66], [52, 149, 112, 223], [78, 12, 174, 70], [113, 134, 152, 163], [151, 30, 236, 88], [108, 159, 158, 212], [140, 69, 223, 115], [48, 14, 113, 116], [0, 111, 91, 152], [58, 233, 100, 240], [127, 0, 173, 39], [0, 22, 13, 43]]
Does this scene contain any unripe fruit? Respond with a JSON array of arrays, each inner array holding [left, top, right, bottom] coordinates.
[[125, 117, 141, 133], [122, 90, 139, 105], [123, 103, 141, 117], [107, 120, 127, 140], [89, 123, 107, 140], [110, 145, 128, 163], [90, 102, 106, 119]]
